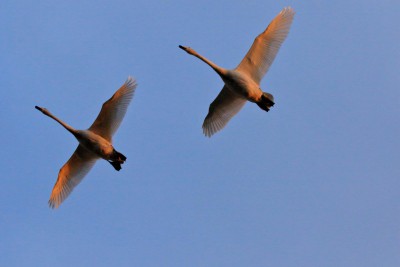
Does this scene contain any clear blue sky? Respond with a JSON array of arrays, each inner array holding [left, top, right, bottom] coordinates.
[[1, 0, 399, 266]]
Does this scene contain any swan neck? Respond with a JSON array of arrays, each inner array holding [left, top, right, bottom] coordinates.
[[194, 53, 226, 76], [45, 111, 77, 134]]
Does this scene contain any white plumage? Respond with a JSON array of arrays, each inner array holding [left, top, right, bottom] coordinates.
[[180, 7, 295, 137], [36, 76, 137, 208]]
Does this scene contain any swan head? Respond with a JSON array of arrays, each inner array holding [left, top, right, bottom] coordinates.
[[179, 45, 197, 56], [35, 106, 50, 116]]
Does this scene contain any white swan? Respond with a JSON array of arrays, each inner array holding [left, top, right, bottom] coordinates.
[[35, 77, 137, 208], [179, 7, 295, 137]]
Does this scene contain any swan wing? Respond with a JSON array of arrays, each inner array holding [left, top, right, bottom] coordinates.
[[48, 145, 98, 208], [202, 86, 247, 137], [236, 7, 295, 83], [89, 76, 137, 141]]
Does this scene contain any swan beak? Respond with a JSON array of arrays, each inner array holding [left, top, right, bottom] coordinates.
[[178, 45, 187, 50], [35, 106, 45, 113]]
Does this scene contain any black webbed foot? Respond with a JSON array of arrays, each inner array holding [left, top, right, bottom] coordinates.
[[109, 161, 122, 171]]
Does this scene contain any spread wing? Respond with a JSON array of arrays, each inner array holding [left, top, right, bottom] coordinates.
[[236, 7, 295, 83], [202, 86, 247, 137], [88, 76, 137, 141], [48, 145, 98, 209]]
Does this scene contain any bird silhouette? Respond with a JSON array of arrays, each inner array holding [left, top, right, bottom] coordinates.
[[179, 7, 295, 137], [35, 76, 137, 208]]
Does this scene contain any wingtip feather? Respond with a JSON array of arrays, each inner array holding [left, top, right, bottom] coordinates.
[[48, 197, 59, 209], [202, 126, 213, 138], [281, 6, 295, 16], [125, 76, 137, 91]]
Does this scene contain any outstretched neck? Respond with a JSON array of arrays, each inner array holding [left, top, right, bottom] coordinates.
[[179, 45, 227, 77], [194, 53, 227, 77], [35, 106, 77, 135]]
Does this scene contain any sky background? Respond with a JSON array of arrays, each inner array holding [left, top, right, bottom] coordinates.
[[1, 0, 399, 266]]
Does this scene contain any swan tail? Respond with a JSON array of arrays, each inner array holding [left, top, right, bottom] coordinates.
[[115, 151, 127, 162]]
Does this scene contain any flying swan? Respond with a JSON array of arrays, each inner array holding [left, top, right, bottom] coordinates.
[[179, 7, 295, 137], [35, 77, 137, 208]]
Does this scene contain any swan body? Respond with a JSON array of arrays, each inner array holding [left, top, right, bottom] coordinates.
[[179, 7, 295, 137], [36, 76, 137, 208], [221, 70, 262, 101], [73, 130, 114, 159]]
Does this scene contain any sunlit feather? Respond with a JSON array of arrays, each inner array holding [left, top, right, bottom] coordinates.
[[179, 7, 294, 137], [36, 77, 137, 208]]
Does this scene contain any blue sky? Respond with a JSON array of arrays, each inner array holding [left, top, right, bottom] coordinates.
[[1, 0, 399, 266]]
